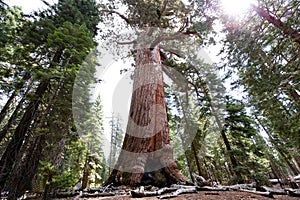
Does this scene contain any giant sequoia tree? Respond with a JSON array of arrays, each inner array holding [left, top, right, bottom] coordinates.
[[102, 0, 216, 186]]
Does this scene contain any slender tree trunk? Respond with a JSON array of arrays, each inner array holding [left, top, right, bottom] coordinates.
[[0, 49, 63, 191], [42, 136, 67, 200], [0, 78, 34, 143], [192, 141, 207, 179], [5, 79, 62, 198], [219, 129, 243, 183], [105, 47, 187, 187], [188, 74, 243, 182], [0, 80, 49, 190], [184, 150, 195, 183], [208, 90, 243, 182], [6, 135, 45, 199], [294, 155, 300, 171], [203, 158, 215, 183], [281, 153, 300, 175], [0, 91, 17, 126], [0, 75, 32, 125], [82, 155, 92, 189]]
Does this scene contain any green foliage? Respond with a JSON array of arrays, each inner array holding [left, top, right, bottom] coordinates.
[[0, 5, 26, 93], [0, 0, 103, 194], [220, 0, 300, 149], [223, 96, 271, 185], [36, 0, 101, 36]]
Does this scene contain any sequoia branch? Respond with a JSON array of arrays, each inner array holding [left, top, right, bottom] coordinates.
[[252, 4, 300, 45]]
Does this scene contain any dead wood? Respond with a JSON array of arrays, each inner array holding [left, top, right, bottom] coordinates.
[[259, 186, 287, 195], [285, 188, 300, 197], [130, 185, 198, 198], [51, 182, 300, 199], [158, 187, 197, 199], [196, 186, 229, 191], [224, 183, 257, 191], [131, 187, 177, 198], [192, 173, 210, 187]]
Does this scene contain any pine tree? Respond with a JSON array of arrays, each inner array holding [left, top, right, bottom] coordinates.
[[0, 0, 101, 197], [223, 96, 270, 185]]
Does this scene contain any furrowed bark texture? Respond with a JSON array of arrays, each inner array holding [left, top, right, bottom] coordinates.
[[105, 47, 187, 186]]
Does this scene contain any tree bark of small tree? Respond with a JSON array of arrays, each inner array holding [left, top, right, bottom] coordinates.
[[0, 90, 17, 126], [0, 78, 33, 143], [82, 155, 92, 189], [105, 47, 187, 187], [0, 74, 32, 126], [0, 49, 63, 191], [0, 80, 49, 191]]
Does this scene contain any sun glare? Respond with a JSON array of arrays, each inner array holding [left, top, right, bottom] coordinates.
[[220, 0, 256, 16]]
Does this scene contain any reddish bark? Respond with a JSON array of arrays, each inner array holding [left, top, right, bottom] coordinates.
[[105, 47, 187, 186], [253, 5, 300, 45]]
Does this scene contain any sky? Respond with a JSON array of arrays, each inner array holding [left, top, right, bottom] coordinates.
[[8, 0, 58, 13]]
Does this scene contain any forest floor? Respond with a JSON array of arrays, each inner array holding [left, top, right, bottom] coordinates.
[[73, 191, 300, 200]]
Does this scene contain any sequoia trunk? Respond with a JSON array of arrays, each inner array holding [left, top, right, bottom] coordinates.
[[105, 47, 187, 186]]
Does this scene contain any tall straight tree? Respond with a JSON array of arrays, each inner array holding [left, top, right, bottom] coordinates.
[[0, 0, 101, 194], [102, 0, 216, 186]]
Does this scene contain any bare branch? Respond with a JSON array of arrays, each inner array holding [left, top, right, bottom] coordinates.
[[182, 30, 202, 39], [101, 9, 133, 24], [116, 40, 137, 45], [178, 17, 189, 32], [251, 4, 300, 45], [160, 0, 169, 18]]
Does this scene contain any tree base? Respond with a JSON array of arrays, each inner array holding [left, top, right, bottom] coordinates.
[[104, 163, 187, 187]]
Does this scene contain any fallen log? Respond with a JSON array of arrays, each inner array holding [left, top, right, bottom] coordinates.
[[192, 173, 210, 186], [197, 186, 229, 191], [158, 187, 197, 199], [224, 183, 256, 191], [171, 184, 198, 189], [131, 187, 177, 198], [259, 186, 287, 195], [285, 188, 300, 197]]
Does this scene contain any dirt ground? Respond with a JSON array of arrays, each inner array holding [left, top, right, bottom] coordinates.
[[83, 191, 300, 200]]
